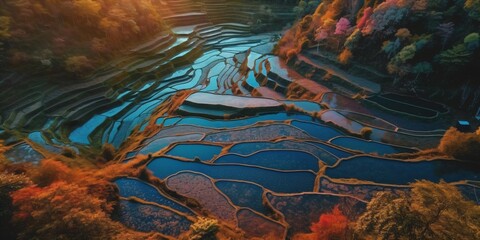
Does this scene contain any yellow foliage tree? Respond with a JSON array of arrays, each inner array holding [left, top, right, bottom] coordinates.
[[338, 48, 353, 64], [65, 55, 94, 74], [438, 127, 480, 161], [355, 181, 480, 240]]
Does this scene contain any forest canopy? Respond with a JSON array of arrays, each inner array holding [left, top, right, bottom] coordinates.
[[0, 0, 171, 77], [278, 0, 480, 106]]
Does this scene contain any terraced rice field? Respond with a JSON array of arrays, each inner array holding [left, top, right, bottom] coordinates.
[[1, 0, 479, 238]]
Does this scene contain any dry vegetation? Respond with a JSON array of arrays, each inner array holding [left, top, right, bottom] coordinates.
[[0, 0, 172, 77], [438, 127, 480, 161]]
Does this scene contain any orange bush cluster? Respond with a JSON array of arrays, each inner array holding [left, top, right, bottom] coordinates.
[[438, 127, 480, 161], [1, 156, 156, 239], [310, 205, 349, 240], [292, 205, 349, 240]]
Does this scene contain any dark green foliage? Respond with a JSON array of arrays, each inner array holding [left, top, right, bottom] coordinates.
[[0, 173, 31, 240], [294, 0, 321, 18]]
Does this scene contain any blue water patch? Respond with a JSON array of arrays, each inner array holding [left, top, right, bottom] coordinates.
[[100, 101, 131, 118], [147, 157, 316, 193], [245, 71, 260, 88], [194, 50, 221, 64], [69, 115, 107, 144], [208, 62, 226, 78], [326, 156, 480, 185], [166, 143, 223, 161], [28, 131, 46, 145], [306, 141, 354, 159], [172, 69, 203, 90], [330, 136, 416, 155], [291, 120, 344, 141], [228, 140, 338, 166], [175, 113, 313, 129], [161, 117, 182, 126], [215, 150, 320, 172], [114, 178, 193, 215], [216, 180, 269, 215], [4, 143, 44, 164], [283, 100, 322, 112], [117, 200, 191, 237], [139, 134, 204, 155]]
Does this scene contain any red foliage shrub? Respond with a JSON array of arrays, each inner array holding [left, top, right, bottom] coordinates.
[[310, 205, 348, 240]]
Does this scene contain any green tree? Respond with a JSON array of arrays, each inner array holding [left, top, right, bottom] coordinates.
[[436, 44, 472, 67], [387, 43, 416, 78], [355, 181, 480, 240], [412, 61, 433, 81], [464, 32, 479, 50], [465, 0, 480, 21]]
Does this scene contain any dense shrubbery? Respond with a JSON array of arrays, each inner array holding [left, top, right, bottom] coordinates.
[[355, 181, 480, 240], [0, 172, 31, 240], [278, 0, 480, 104], [0, 0, 171, 77], [188, 217, 219, 240], [292, 205, 350, 240], [360, 127, 373, 139], [291, 181, 480, 240], [438, 127, 480, 161], [0, 152, 159, 240]]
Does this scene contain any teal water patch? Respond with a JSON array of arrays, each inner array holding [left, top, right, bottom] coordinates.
[[166, 143, 223, 161], [228, 140, 338, 165], [5, 143, 44, 164], [114, 178, 193, 215], [28, 132, 63, 154], [306, 141, 354, 159], [117, 200, 191, 237], [326, 156, 480, 185], [291, 120, 344, 141], [28, 131, 46, 145], [330, 136, 416, 155], [215, 150, 320, 172], [69, 115, 107, 144], [245, 71, 260, 89], [216, 180, 269, 215], [100, 102, 131, 118], [283, 100, 322, 112], [147, 157, 316, 193], [173, 113, 313, 128], [139, 134, 204, 155]]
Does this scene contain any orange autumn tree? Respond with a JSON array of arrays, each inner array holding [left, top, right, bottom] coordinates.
[[11, 181, 120, 240], [310, 205, 349, 240], [9, 157, 157, 240]]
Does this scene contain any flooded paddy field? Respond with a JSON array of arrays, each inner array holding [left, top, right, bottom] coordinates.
[[1, 0, 478, 238]]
